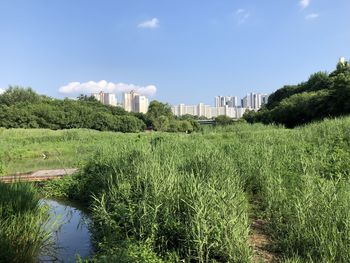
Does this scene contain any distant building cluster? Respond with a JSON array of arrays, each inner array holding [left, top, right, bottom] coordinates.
[[215, 96, 239, 108], [172, 103, 247, 119], [91, 90, 149, 113], [92, 91, 117, 107], [123, 90, 149, 114], [172, 93, 269, 119]]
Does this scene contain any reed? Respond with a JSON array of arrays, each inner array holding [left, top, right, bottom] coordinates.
[[0, 183, 52, 263]]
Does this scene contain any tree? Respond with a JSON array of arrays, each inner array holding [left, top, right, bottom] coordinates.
[[244, 61, 350, 127], [152, 116, 170, 131], [265, 85, 298, 110], [329, 72, 350, 115], [77, 94, 98, 102], [215, 115, 233, 126], [147, 100, 173, 119], [147, 100, 174, 130], [243, 110, 259, 124], [0, 86, 43, 106], [178, 120, 193, 133], [0, 87, 148, 132], [168, 120, 180, 132]]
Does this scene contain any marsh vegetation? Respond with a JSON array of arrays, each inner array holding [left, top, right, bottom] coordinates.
[[1, 117, 350, 262]]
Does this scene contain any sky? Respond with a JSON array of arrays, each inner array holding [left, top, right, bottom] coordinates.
[[0, 0, 349, 105]]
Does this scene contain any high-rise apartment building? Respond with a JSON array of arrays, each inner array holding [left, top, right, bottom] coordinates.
[[214, 96, 220, 108], [134, 94, 149, 113], [242, 93, 269, 110], [123, 90, 149, 114], [92, 91, 117, 106], [123, 92, 133, 112], [215, 96, 239, 107]]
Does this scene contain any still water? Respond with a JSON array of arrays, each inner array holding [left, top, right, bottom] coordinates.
[[39, 199, 94, 262]]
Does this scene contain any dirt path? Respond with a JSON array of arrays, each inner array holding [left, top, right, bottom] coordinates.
[[0, 168, 78, 183], [249, 218, 277, 262]]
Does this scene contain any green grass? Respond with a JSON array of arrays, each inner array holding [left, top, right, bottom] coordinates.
[[0, 128, 150, 175], [3, 117, 350, 262]]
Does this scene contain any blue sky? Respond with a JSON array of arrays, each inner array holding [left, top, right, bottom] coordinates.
[[0, 0, 349, 105]]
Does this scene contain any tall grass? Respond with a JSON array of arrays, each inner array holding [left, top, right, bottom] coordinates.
[[66, 138, 251, 262], [0, 183, 53, 263], [13, 116, 350, 262]]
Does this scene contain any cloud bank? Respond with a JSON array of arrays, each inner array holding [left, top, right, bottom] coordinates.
[[0, 88, 5, 94], [138, 18, 159, 29], [299, 0, 310, 9], [59, 80, 157, 97]]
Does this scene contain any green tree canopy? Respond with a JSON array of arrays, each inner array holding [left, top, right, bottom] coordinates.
[[215, 115, 233, 126], [0, 86, 44, 106], [147, 100, 173, 120], [244, 61, 350, 127]]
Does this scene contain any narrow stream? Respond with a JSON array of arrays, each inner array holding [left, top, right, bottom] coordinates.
[[39, 199, 94, 262]]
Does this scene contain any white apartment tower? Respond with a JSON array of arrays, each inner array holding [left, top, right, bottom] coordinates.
[[123, 90, 149, 114], [134, 94, 149, 113], [123, 92, 133, 112], [215, 96, 239, 107], [92, 91, 117, 106], [242, 93, 269, 110]]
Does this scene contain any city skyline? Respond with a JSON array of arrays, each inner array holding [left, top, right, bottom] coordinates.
[[0, 1, 349, 105], [88, 90, 270, 109], [172, 93, 269, 119]]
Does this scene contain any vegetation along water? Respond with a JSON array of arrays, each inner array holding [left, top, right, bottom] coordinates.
[[1, 116, 350, 262]]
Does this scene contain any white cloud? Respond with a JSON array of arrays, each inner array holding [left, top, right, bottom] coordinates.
[[236, 9, 245, 15], [235, 9, 250, 24], [299, 0, 310, 9], [138, 18, 159, 29], [59, 80, 157, 97], [305, 13, 319, 20], [0, 88, 5, 94]]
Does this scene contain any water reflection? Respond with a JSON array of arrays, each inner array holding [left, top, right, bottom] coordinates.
[[39, 199, 94, 262]]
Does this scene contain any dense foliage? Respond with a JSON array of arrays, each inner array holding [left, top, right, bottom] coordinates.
[[244, 61, 350, 127], [214, 115, 234, 126], [0, 87, 201, 133], [0, 87, 146, 132]]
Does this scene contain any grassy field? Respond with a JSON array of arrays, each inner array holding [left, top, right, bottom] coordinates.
[[0, 128, 148, 175], [2, 118, 350, 262]]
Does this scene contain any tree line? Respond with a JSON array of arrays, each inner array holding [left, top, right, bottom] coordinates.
[[243, 60, 350, 127], [0, 87, 201, 133]]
